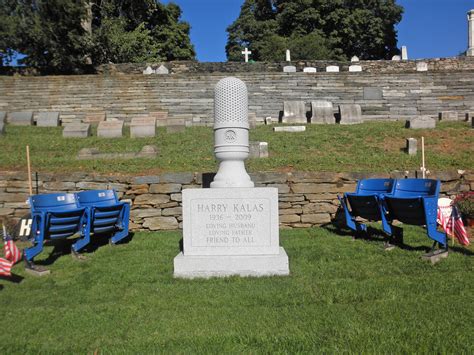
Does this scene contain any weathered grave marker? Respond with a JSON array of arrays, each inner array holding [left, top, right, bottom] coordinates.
[[166, 118, 185, 133], [143, 66, 154, 75], [351, 56, 359, 62], [468, 10, 474, 56], [273, 126, 306, 132], [0, 112, 5, 135], [406, 138, 417, 155], [349, 65, 362, 72], [9, 112, 33, 126], [326, 65, 339, 72], [310, 100, 335, 124], [130, 116, 156, 138], [36, 112, 60, 127], [83, 112, 106, 124], [285, 49, 291, 62], [97, 120, 124, 138], [392, 55, 401, 61], [338, 104, 362, 124], [416, 62, 428, 72], [63, 123, 91, 138], [283, 66, 296, 73], [439, 111, 458, 121], [249, 141, 269, 158], [401, 46, 408, 60], [241, 47, 251, 63], [405, 116, 436, 129], [282, 101, 307, 124], [303, 67, 317, 73], [155, 65, 169, 75]]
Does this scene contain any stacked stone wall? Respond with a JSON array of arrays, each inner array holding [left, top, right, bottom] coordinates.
[[1, 170, 472, 231]]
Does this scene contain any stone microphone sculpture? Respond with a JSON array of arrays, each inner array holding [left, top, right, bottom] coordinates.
[[173, 77, 289, 278], [211, 77, 254, 188]]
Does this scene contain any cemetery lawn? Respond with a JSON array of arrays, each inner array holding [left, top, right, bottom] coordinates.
[[1, 227, 473, 353], [0, 121, 472, 174]]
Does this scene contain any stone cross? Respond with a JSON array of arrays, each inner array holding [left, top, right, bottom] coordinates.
[[241, 47, 251, 63], [286, 49, 291, 62], [468, 10, 474, 56]]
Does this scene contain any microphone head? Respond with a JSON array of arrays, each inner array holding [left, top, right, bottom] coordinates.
[[214, 77, 249, 130]]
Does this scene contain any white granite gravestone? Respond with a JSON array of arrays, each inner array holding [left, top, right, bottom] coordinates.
[[37, 112, 60, 127], [143, 66, 155, 75], [242, 47, 251, 62], [401, 46, 408, 60], [392, 55, 401, 61], [63, 123, 91, 138], [249, 141, 269, 158], [282, 101, 307, 124], [326, 66, 339, 72], [273, 126, 306, 132], [283, 66, 296, 73], [339, 104, 362, 124], [286, 49, 291, 62], [173, 77, 289, 278], [310, 101, 335, 124], [9, 112, 33, 126], [439, 111, 458, 121], [351, 56, 359, 62], [83, 112, 106, 124], [130, 116, 156, 138], [349, 65, 362, 72], [97, 120, 124, 138], [155, 65, 169, 75], [406, 138, 417, 155], [303, 67, 317, 73], [416, 62, 428, 72], [406, 116, 436, 129]]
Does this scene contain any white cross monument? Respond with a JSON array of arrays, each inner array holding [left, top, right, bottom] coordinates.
[[242, 47, 252, 63]]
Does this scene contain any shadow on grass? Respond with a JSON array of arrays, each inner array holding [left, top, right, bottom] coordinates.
[[0, 273, 24, 285]]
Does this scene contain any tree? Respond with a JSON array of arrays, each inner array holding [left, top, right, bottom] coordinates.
[[226, 0, 403, 61], [0, 0, 195, 72]]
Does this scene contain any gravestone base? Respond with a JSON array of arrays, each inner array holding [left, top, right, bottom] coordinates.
[[174, 247, 289, 278], [174, 187, 289, 278]]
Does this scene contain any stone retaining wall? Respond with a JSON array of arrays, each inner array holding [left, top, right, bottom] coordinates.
[[1, 170, 472, 230]]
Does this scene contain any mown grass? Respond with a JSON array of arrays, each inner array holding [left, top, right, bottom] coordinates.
[[0, 227, 472, 353], [0, 121, 472, 174]]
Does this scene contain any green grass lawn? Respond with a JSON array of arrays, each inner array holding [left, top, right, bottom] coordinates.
[[1, 227, 472, 353], [0, 121, 472, 174]]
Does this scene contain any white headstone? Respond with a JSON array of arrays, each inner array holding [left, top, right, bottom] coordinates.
[[339, 104, 363, 125], [36, 112, 60, 127], [63, 123, 91, 138], [285, 49, 291, 62], [273, 126, 306, 132], [392, 55, 401, 61], [97, 120, 124, 138], [303, 67, 317, 73], [401, 46, 408, 60], [283, 66, 296, 73], [310, 101, 335, 124], [173, 77, 289, 278], [467, 10, 474, 56], [241, 47, 251, 63], [143, 66, 154, 75], [351, 56, 359, 62], [416, 62, 428, 72], [406, 116, 436, 129], [130, 116, 156, 138], [155, 65, 169, 75], [348, 65, 362, 72], [326, 65, 339, 72], [282, 101, 307, 124], [9, 112, 33, 126]]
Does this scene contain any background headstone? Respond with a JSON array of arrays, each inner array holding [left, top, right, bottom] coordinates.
[[363, 87, 383, 100], [338, 104, 362, 124], [283, 66, 296, 73], [467, 9, 474, 56], [416, 62, 428, 72], [392, 55, 401, 61], [310, 101, 335, 124], [265, 117, 273, 125], [151, 111, 168, 127], [285, 49, 291, 62], [405, 116, 436, 129], [273, 126, 306, 132], [248, 112, 257, 129], [97, 120, 124, 138], [166, 118, 186, 133], [36, 112, 60, 127], [156, 65, 169, 75], [406, 138, 417, 155], [9, 112, 33, 126], [439, 111, 458, 121], [130, 116, 156, 138], [63, 123, 91, 138], [83, 112, 106, 124], [326, 66, 339, 72], [0, 112, 5, 135], [249, 141, 269, 158], [349, 65, 362, 72], [401, 46, 408, 60], [282, 101, 307, 124], [465, 111, 474, 121], [143, 66, 154, 75], [351, 56, 359, 62], [303, 67, 317, 73]]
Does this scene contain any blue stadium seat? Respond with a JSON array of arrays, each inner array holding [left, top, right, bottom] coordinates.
[[76, 190, 130, 245], [380, 179, 447, 249], [338, 178, 395, 233], [24, 193, 89, 264]]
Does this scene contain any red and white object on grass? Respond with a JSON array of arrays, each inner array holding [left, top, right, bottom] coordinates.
[[437, 198, 470, 246], [0, 225, 22, 277]]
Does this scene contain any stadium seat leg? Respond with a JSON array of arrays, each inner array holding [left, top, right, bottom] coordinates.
[[71, 246, 87, 260], [23, 255, 50, 276]]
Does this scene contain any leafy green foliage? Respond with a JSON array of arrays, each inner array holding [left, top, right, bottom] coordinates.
[[0, 0, 195, 71], [0, 227, 472, 352], [227, 0, 403, 61]]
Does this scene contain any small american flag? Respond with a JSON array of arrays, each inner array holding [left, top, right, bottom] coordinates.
[[437, 204, 470, 246], [0, 226, 22, 277]]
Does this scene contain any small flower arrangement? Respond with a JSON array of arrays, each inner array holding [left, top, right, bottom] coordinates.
[[454, 191, 474, 219]]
